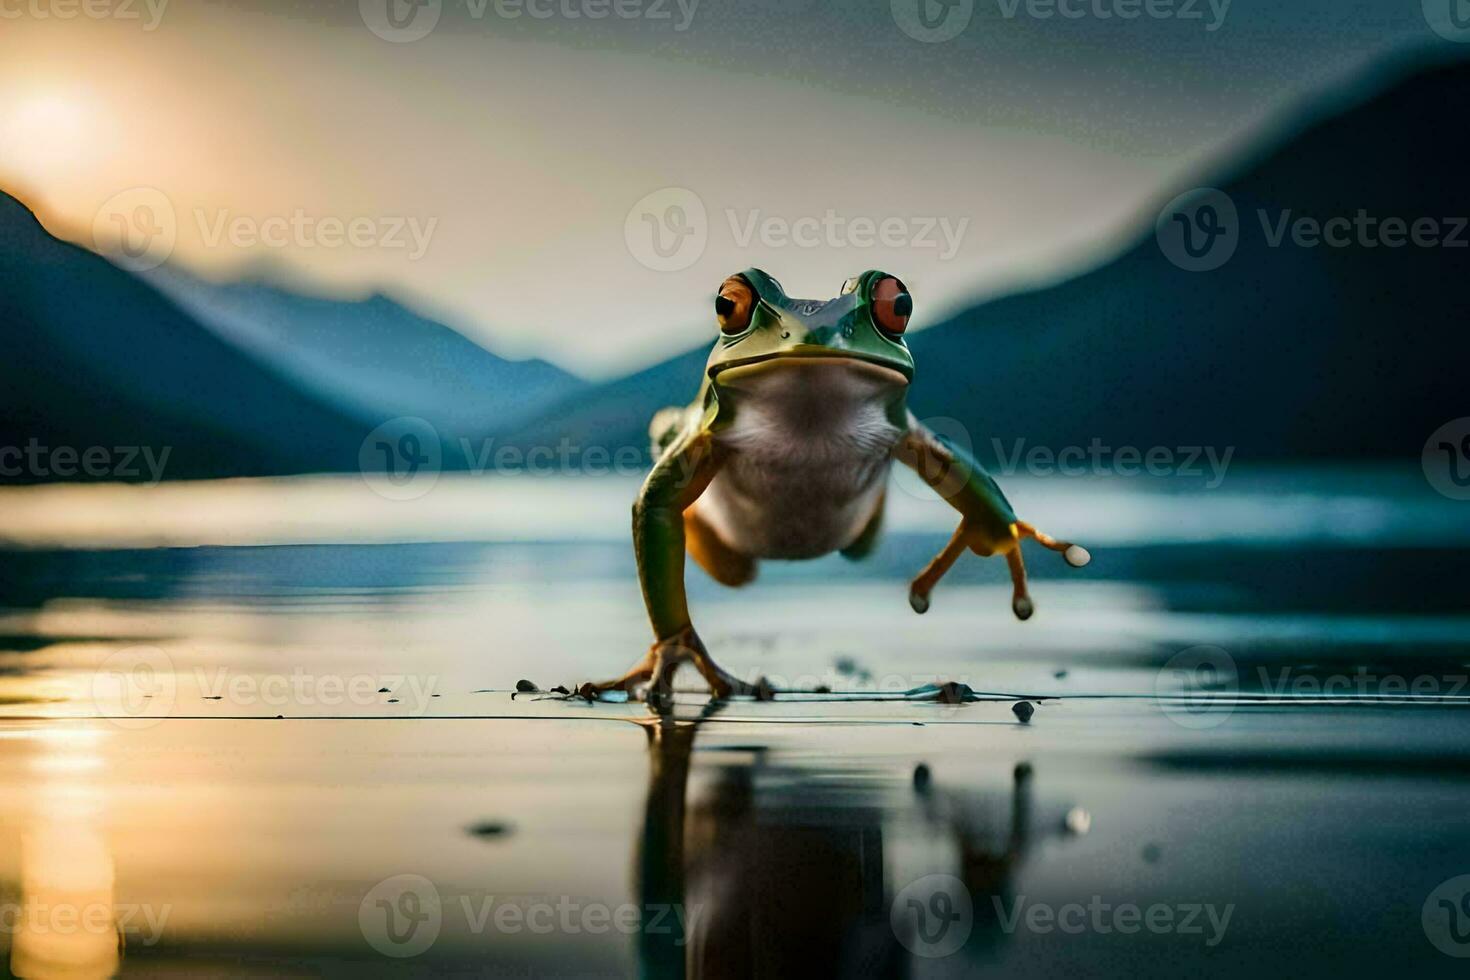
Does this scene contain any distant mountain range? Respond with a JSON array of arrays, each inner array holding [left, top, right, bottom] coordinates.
[[0, 194, 585, 484], [3, 53, 1465, 484], [499, 53, 1470, 465], [144, 266, 584, 444], [0, 191, 369, 483]]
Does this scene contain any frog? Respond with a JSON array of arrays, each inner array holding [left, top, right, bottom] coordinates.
[[580, 268, 1089, 703]]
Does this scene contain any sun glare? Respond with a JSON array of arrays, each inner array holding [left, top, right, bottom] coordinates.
[[0, 89, 94, 186]]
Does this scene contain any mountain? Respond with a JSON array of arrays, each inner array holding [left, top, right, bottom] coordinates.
[[144, 266, 585, 444], [499, 53, 1470, 465], [504, 347, 708, 456], [0, 191, 370, 483]]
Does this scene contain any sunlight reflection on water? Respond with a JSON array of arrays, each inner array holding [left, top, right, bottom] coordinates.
[[0, 464, 1460, 549]]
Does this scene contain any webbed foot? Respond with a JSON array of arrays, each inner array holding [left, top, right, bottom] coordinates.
[[580, 627, 761, 706], [907, 519, 1091, 617]]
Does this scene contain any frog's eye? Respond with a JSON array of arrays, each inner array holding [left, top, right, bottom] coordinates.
[[870, 276, 912, 335], [714, 276, 755, 335]]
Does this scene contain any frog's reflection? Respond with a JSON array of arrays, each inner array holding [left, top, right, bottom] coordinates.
[[629, 707, 1082, 979]]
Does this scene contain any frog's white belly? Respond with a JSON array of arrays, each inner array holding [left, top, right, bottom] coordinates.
[[695, 360, 906, 560]]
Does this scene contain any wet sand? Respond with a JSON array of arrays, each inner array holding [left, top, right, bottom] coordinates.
[[1, 467, 1468, 977]]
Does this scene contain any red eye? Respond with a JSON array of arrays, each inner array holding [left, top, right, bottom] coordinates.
[[714, 276, 755, 335], [871, 276, 912, 335]]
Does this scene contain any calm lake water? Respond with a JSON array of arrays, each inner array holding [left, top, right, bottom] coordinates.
[[0, 465, 1468, 977]]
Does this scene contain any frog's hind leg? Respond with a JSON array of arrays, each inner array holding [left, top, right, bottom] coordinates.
[[840, 492, 886, 561], [685, 506, 756, 587]]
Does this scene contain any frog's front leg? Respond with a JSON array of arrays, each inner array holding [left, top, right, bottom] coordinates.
[[895, 413, 1090, 618], [581, 429, 756, 704]]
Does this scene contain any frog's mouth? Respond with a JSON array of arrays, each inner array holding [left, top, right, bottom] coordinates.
[[710, 350, 911, 386]]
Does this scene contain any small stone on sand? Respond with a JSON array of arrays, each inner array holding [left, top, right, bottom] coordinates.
[[1012, 701, 1035, 723]]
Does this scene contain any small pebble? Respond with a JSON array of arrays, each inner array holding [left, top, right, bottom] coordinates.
[[377, 687, 391, 694], [387, 698, 399, 704], [1054, 669, 1069, 680], [936, 681, 974, 704], [1012, 701, 1035, 723], [912, 763, 932, 792], [834, 656, 857, 675], [515, 679, 538, 693], [813, 684, 832, 694], [466, 821, 513, 838]]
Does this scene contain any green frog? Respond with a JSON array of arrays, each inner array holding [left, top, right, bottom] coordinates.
[[582, 269, 1089, 703]]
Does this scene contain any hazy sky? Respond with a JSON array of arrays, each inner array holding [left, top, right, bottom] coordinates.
[[0, 0, 1452, 375]]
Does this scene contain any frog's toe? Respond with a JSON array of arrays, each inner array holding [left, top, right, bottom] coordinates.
[[909, 589, 930, 614], [1017, 521, 1091, 569]]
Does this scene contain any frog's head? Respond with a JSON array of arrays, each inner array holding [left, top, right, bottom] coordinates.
[[703, 268, 915, 387]]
